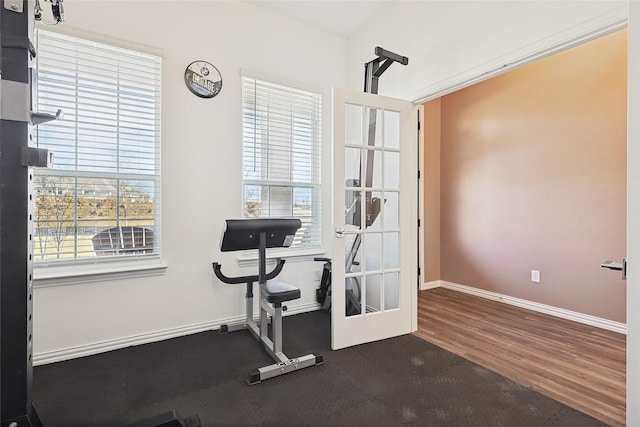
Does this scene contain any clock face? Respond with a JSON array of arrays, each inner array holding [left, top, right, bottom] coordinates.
[[184, 61, 222, 98]]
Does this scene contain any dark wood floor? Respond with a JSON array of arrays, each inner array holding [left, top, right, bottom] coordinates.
[[415, 287, 626, 427]]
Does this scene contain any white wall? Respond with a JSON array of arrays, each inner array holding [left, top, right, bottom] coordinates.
[[33, 1, 346, 362], [347, 1, 627, 100]]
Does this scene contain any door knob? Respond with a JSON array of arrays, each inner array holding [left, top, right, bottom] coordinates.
[[601, 258, 627, 280]]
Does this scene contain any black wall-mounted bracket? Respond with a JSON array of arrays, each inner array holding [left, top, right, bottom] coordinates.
[[364, 46, 409, 95]]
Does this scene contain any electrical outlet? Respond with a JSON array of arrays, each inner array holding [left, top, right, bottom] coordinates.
[[531, 270, 540, 283]]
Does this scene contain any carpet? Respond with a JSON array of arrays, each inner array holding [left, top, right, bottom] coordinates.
[[33, 311, 607, 426]]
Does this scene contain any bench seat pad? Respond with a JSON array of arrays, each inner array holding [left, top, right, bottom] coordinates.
[[262, 280, 300, 303]]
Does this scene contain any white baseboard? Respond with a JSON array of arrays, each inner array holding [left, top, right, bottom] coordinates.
[[33, 302, 321, 366], [38, 279, 627, 366], [421, 280, 446, 290], [422, 280, 627, 335]]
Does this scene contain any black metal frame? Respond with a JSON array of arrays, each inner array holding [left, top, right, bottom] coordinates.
[[3, 4, 199, 426], [363, 47, 409, 95], [1, 1, 46, 425], [361, 47, 408, 189]]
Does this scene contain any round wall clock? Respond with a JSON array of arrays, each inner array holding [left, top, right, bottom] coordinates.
[[184, 60, 222, 98]]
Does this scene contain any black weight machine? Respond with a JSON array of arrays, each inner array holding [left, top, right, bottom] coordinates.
[[1, 2, 61, 425], [1, 3, 199, 426], [212, 218, 324, 385], [314, 47, 408, 315]]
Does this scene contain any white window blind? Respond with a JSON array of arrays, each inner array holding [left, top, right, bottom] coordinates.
[[242, 76, 322, 248], [33, 30, 162, 262]]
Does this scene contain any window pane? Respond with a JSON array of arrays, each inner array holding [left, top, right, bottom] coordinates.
[[293, 187, 312, 218], [269, 186, 293, 216], [119, 180, 156, 235], [244, 184, 263, 217], [34, 176, 76, 261]]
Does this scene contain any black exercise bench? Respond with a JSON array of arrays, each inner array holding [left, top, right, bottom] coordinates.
[[212, 218, 323, 384]]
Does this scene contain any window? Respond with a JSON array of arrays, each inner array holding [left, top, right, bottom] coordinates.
[[33, 30, 161, 263], [242, 76, 322, 248]]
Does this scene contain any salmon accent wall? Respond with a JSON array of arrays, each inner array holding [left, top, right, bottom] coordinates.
[[424, 99, 441, 282], [426, 29, 627, 322]]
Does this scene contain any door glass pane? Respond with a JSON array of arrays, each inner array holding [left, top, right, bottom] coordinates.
[[344, 232, 361, 274], [345, 147, 362, 228], [366, 191, 383, 230], [384, 151, 400, 189], [345, 147, 362, 187], [384, 110, 400, 149], [345, 189, 361, 227], [384, 232, 399, 269], [384, 272, 400, 310], [364, 232, 382, 271], [383, 191, 399, 229], [346, 276, 362, 316], [345, 103, 363, 146], [365, 148, 383, 189], [365, 274, 382, 313], [365, 107, 382, 147]]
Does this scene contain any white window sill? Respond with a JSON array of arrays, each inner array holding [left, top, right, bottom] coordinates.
[[33, 256, 168, 288], [236, 247, 328, 268]]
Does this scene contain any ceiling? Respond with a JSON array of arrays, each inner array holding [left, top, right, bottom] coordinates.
[[245, 1, 393, 38]]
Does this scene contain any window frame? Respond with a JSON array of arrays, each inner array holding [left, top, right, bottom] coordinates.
[[32, 29, 165, 286], [240, 72, 324, 252]]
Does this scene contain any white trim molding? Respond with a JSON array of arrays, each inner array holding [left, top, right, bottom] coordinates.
[[410, 5, 628, 104], [34, 257, 168, 288], [422, 281, 627, 335], [237, 248, 328, 268], [33, 301, 321, 366], [421, 280, 445, 290]]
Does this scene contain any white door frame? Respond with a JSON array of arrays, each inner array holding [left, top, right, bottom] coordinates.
[[417, 105, 425, 292], [411, 10, 637, 425], [626, 2, 639, 424]]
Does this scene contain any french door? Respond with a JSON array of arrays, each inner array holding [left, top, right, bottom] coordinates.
[[331, 87, 417, 350]]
